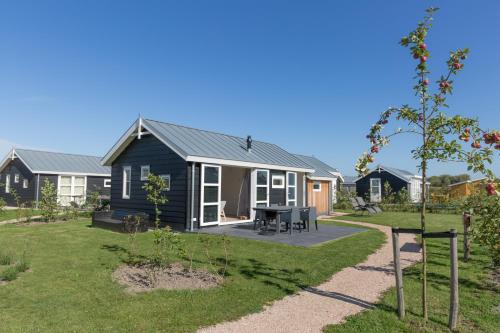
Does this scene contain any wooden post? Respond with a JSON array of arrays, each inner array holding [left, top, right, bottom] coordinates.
[[449, 229, 459, 330], [463, 212, 471, 261], [392, 227, 405, 320]]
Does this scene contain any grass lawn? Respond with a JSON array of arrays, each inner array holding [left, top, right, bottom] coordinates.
[[0, 209, 41, 222], [0, 218, 384, 333], [324, 212, 499, 333]]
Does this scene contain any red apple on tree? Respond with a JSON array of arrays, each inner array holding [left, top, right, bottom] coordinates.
[[419, 43, 427, 50], [420, 55, 427, 62], [471, 141, 481, 149]]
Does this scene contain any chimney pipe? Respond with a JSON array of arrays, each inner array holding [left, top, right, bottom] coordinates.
[[246, 135, 252, 152]]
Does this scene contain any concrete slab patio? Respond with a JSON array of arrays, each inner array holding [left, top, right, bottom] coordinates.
[[200, 223, 366, 247]]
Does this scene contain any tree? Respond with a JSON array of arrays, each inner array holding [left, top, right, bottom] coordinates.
[[142, 173, 169, 228], [39, 178, 58, 222], [355, 8, 499, 319]]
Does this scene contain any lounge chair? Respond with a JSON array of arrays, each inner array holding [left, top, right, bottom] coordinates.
[[350, 197, 375, 214], [356, 197, 382, 214]]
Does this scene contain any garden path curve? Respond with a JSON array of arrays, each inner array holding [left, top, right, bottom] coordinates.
[[198, 219, 421, 333]]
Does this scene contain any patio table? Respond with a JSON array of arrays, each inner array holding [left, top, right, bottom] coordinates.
[[253, 206, 309, 235]]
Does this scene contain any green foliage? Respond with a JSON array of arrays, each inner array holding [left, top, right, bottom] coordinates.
[[0, 197, 5, 214], [200, 233, 231, 278], [9, 188, 23, 221], [85, 190, 101, 211], [150, 226, 186, 267], [462, 189, 500, 266], [0, 251, 29, 282], [334, 188, 356, 209], [22, 201, 36, 223], [142, 173, 168, 228], [123, 214, 144, 263], [0, 251, 13, 265], [429, 174, 470, 188], [39, 178, 58, 222]]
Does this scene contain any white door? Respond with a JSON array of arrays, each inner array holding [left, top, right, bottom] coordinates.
[[200, 164, 221, 226], [370, 178, 382, 203]]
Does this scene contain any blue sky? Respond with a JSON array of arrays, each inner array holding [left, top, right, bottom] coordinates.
[[0, 0, 498, 177]]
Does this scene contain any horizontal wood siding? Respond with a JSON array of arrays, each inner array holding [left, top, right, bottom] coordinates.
[[86, 176, 111, 197], [356, 170, 407, 200], [0, 159, 35, 205], [110, 135, 188, 226], [269, 170, 286, 205], [296, 172, 304, 206]]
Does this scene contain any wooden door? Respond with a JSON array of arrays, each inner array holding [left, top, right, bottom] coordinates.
[[307, 180, 330, 215]]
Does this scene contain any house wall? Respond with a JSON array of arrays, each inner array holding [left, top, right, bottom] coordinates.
[[87, 176, 111, 197], [110, 135, 188, 227], [449, 180, 484, 199], [269, 170, 286, 205], [356, 170, 408, 201], [0, 158, 36, 206], [306, 179, 331, 216]]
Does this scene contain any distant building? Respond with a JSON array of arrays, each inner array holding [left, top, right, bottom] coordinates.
[[341, 176, 357, 193], [448, 177, 487, 199]]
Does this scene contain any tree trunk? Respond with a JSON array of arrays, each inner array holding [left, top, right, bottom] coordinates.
[[421, 160, 428, 320]]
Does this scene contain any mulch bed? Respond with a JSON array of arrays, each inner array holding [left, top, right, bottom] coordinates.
[[113, 262, 222, 293]]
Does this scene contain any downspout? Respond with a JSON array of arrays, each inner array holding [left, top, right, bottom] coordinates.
[[190, 163, 195, 231], [35, 174, 40, 208]]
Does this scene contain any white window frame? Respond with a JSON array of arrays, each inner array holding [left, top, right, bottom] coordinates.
[[255, 169, 269, 207], [5, 174, 10, 193], [200, 164, 221, 226], [122, 166, 132, 199], [23, 179, 29, 189], [370, 178, 382, 203], [271, 174, 285, 189], [313, 181, 321, 192], [14, 174, 19, 183], [160, 174, 171, 191], [103, 179, 111, 188], [140, 165, 150, 181], [57, 175, 87, 206], [286, 172, 297, 206]]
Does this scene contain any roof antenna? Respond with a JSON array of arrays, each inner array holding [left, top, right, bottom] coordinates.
[[246, 135, 252, 152]]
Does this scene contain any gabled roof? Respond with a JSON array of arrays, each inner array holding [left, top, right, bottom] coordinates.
[[293, 154, 342, 181], [102, 118, 314, 173], [356, 165, 419, 183], [0, 148, 111, 176], [448, 177, 487, 187], [342, 176, 357, 185]]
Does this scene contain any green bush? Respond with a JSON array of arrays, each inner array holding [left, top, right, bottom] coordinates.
[[39, 178, 58, 222], [334, 189, 355, 210]]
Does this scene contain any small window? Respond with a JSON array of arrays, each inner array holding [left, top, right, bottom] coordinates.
[[313, 181, 321, 192], [272, 175, 285, 189], [140, 165, 150, 181], [122, 166, 131, 199], [5, 174, 10, 193], [160, 174, 171, 191], [14, 174, 20, 183], [23, 179, 29, 189], [103, 179, 111, 188]]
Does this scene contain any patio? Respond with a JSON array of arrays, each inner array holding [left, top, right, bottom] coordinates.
[[200, 222, 366, 247]]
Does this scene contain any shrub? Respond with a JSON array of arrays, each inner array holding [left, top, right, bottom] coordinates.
[[39, 178, 58, 222], [150, 226, 185, 267], [334, 189, 355, 210]]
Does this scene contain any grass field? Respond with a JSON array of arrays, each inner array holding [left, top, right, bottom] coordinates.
[[324, 212, 499, 333], [0, 218, 383, 333], [0, 209, 41, 222]]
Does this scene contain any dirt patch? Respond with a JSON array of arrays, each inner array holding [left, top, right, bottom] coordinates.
[[113, 262, 222, 293]]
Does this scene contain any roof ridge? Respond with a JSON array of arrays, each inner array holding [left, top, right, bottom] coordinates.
[[15, 148, 102, 159]]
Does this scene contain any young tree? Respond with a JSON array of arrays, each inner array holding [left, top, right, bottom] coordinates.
[[355, 8, 499, 319], [39, 178, 58, 222], [142, 173, 169, 228]]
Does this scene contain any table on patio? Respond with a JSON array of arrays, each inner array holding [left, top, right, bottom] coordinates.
[[253, 206, 309, 235]]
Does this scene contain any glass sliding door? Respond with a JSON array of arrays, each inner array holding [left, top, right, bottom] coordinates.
[[286, 172, 297, 206], [200, 164, 221, 226], [255, 169, 269, 207]]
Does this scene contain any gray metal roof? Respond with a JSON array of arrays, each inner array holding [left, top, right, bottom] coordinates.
[[143, 119, 313, 170], [343, 176, 357, 184], [14, 149, 110, 175], [293, 154, 339, 178]]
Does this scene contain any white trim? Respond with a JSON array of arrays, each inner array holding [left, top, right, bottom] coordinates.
[[14, 174, 20, 183], [160, 174, 171, 191], [271, 174, 285, 189], [5, 174, 10, 193], [255, 169, 270, 207], [122, 166, 131, 199], [140, 165, 150, 181], [102, 119, 144, 166], [186, 156, 314, 173], [308, 175, 337, 181], [370, 178, 382, 203], [313, 181, 321, 192], [286, 171, 297, 206], [23, 178, 29, 189], [103, 179, 111, 188], [200, 164, 221, 226], [31, 171, 110, 177], [57, 175, 87, 206]]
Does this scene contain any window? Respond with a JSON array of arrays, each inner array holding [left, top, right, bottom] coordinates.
[[370, 178, 382, 203], [271, 175, 285, 189], [58, 176, 86, 206], [23, 179, 29, 189], [14, 174, 20, 183], [160, 174, 171, 191], [122, 166, 131, 199], [5, 174, 10, 193], [313, 181, 321, 192], [103, 179, 111, 188], [140, 165, 150, 181], [200, 165, 220, 225], [255, 169, 269, 207], [286, 172, 297, 206]]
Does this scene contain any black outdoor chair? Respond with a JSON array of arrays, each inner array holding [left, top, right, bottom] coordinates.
[[300, 207, 318, 232], [350, 197, 374, 214], [356, 197, 382, 213], [280, 207, 301, 234]]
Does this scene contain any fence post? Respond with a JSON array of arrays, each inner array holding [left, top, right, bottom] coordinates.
[[462, 212, 471, 261], [392, 227, 405, 320], [449, 229, 459, 330]]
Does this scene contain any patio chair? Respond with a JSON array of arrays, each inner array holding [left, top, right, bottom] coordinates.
[[280, 207, 301, 234], [300, 207, 318, 232], [220, 201, 227, 222], [356, 197, 382, 213], [350, 197, 372, 215]]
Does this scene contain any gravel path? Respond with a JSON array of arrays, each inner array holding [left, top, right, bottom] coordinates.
[[198, 219, 421, 333]]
